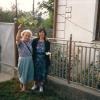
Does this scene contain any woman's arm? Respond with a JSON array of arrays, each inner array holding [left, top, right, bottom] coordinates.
[[16, 24, 23, 45]]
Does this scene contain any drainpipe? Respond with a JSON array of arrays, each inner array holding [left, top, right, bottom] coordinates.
[[53, 0, 58, 38]]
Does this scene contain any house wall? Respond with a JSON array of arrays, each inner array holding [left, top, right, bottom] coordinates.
[[56, 0, 98, 42], [55, 1, 100, 82]]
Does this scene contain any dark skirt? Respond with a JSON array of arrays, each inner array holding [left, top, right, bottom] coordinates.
[[34, 54, 47, 81]]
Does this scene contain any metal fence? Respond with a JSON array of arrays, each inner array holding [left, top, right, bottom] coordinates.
[[49, 36, 100, 90], [0, 23, 100, 90]]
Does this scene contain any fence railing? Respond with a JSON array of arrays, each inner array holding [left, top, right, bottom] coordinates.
[[49, 36, 100, 90], [0, 35, 100, 90]]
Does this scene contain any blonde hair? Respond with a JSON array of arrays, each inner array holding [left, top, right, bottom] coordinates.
[[21, 29, 32, 37]]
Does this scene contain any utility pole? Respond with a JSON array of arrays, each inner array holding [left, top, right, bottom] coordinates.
[[14, 0, 18, 67], [13, 0, 18, 21], [33, 0, 34, 16], [15, 0, 18, 18]]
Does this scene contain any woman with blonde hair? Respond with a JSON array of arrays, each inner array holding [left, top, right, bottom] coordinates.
[[16, 24, 34, 92]]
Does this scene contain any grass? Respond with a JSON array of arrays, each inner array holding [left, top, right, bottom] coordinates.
[[0, 79, 63, 100]]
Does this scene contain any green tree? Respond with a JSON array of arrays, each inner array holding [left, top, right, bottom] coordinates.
[[38, 0, 54, 28], [17, 12, 38, 30], [0, 8, 15, 22]]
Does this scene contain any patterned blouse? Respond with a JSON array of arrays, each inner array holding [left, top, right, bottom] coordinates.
[[17, 40, 32, 57], [36, 41, 45, 54]]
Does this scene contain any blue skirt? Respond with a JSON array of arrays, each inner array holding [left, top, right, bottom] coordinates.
[[34, 54, 46, 81], [18, 56, 34, 84]]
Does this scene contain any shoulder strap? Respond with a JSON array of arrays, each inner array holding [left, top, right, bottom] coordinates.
[[24, 42, 32, 54]]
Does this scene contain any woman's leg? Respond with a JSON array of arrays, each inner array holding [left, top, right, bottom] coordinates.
[[20, 83, 27, 92], [20, 83, 23, 90], [22, 84, 26, 91]]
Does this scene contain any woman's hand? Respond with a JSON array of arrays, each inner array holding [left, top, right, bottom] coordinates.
[[16, 24, 23, 45], [46, 52, 51, 60], [45, 52, 51, 55], [18, 24, 23, 31]]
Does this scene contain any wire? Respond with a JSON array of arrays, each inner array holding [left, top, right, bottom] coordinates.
[[59, 14, 93, 34]]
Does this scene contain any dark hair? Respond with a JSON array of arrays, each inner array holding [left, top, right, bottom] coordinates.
[[38, 28, 47, 39], [39, 28, 47, 35]]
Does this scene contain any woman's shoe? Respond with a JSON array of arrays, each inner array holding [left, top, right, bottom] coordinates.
[[39, 86, 43, 92], [31, 85, 37, 90]]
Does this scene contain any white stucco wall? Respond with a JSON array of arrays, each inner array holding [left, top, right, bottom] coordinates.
[[56, 0, 98, 42]]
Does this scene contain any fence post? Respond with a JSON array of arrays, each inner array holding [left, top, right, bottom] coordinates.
[[67, 34, 72, 83], [14, 19, 18, 78]]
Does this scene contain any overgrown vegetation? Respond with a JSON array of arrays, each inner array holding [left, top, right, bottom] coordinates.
[[0, 79, 64, 100], [0, 0, 54, 37], [38, 0, 54, 29]]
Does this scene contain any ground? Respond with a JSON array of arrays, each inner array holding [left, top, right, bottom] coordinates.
[[0, 79, 63, 100]]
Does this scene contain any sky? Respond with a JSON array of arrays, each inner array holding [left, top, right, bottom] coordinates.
[[0, 0, 47, 11], [0, 0, 48, 18]]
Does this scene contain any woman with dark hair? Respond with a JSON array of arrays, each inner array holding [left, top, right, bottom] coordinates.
[[31, 28, 50, 92]]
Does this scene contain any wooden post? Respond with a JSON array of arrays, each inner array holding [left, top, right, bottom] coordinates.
[[53, 0, 58, 38], [13, 19, 18, 78], [67, 34, 72, 83]]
